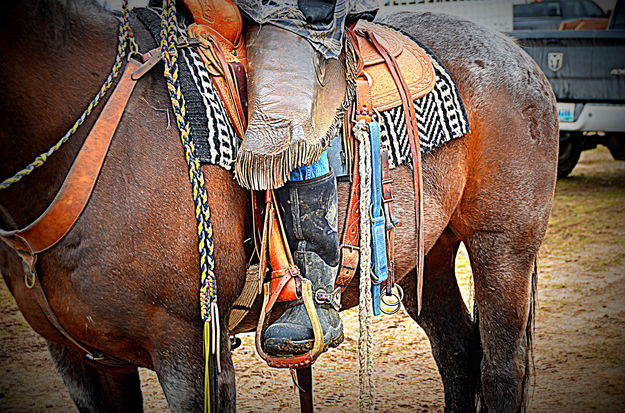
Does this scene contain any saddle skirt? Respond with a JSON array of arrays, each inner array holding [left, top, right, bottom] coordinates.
[[353, 21, 436, 112]]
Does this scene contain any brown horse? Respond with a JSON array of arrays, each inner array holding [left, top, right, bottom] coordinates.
[[0, 1, 558, 412]]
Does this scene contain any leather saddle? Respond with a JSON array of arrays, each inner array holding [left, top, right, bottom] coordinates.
[[183, 0, 248, 138], [350, 20, 436, 112]]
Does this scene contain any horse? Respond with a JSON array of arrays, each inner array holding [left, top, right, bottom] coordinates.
[[0, 1, 558, 412]]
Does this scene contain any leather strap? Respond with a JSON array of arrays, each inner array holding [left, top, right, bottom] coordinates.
[[0, 50, 161, 367], [362, 29, 425, 313], [381, 150, 397, 294], [369, 122, 388, 316], [335, 142, 361, 292], [0, 53, 158, 258]]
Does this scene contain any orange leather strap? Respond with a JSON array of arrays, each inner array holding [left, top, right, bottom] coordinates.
[[0, 51, 160, 259], [335, 144, 361, 292]]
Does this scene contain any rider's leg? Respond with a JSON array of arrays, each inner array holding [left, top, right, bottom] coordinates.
[[263, 151, 344, 355]]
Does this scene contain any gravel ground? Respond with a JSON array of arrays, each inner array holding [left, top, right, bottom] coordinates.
[[1, 147, 624, 412]]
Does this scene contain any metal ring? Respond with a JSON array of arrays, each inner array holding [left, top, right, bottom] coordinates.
[[24, 269, 36, 289], [380, 291, 401, 315], [379, 285, 404, 315]]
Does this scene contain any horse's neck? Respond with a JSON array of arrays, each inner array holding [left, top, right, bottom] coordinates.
[[0, 1, 119, 228]]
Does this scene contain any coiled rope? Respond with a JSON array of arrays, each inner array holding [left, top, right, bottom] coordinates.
[[159, 1, 219, 411], [0, 0, 136, 190]]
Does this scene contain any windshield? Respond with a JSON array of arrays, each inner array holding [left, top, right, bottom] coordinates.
[[514, 2, 563, 17], [582, 0, 606, 17]]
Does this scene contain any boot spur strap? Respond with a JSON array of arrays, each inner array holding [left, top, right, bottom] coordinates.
[[314, 287, 342, 312]]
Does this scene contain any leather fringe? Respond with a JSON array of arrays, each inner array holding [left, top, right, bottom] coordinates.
[[235, 139, 324, 190], [234, 40, 358, 191]]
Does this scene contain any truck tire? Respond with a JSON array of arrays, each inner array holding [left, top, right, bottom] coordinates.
[[607, 134, 625, 161], [558, 132, 582, 178]]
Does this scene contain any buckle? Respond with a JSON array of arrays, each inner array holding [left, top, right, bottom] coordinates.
[[314, 287, 342, 311]]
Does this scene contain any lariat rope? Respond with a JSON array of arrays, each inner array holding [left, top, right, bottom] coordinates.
[[159, 1, 219, 411], [355, 121, 375, 413], [0, 0, 137, 190]]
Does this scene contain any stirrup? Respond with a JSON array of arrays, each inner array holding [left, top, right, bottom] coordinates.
[[255, 278, 325, 369], [254, 190, 325, 369]]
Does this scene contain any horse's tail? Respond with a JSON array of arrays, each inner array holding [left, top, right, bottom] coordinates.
[[472, 299, 483, 412], [521, 260, 538, 412], [472, 259, 538, 413]]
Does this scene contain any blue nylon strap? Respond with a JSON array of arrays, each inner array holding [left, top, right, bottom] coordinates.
[[289, 150, 330, 182], [368, 122, 388, 316]]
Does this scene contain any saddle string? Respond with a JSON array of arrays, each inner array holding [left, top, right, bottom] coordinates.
[[0, 0, 137, 190]]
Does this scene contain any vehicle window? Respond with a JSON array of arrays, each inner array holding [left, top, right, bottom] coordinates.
[[514, 2, 563, 18], [563, 0, 585, 18], [612, 2, 625, 29], [581, 0, 605, 17]]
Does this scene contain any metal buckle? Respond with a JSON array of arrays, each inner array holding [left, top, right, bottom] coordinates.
[[314, 287, 342, 311]]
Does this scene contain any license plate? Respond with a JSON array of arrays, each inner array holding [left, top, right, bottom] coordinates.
[[557, 103, 575, 122]]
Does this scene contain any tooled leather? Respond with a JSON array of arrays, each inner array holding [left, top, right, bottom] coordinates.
[[185, 2, 248, 139], [182, 0, 244, 49], [364, 28, 425, 312], [354, 21, 436, 112]]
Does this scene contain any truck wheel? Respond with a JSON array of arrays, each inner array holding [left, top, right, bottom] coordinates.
[[607, 134, 625, 161], [558, 132, 582, 178]]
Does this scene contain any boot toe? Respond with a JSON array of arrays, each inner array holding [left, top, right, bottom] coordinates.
[[262, 308, 344, 356], [263, 322, 315, 355]]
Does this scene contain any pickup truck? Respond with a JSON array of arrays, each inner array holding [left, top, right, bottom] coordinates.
[[513, 0, 608, 31], [511, 0, 625, 177]]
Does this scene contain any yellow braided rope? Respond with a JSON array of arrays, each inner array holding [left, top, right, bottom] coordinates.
[[158, 2, 218, 411]]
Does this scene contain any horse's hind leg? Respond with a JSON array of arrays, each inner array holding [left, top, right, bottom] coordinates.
[[463, 231, 537, 412], [47, 341, 143, 413], [401, 229, 479, 412]]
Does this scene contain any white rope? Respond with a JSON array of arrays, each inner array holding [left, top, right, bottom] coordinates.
[[355, 121, 375, 413]]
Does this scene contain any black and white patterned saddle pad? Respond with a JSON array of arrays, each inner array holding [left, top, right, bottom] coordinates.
[[134, 7, 469, 173]]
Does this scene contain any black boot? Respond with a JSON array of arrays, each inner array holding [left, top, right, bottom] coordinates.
[[263, 172, 344, 356]]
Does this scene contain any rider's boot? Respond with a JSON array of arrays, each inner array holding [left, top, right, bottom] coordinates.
[[263, 170, 344, 356]]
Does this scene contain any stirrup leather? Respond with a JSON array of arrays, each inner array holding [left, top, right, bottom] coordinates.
[[255, 190, 325, 369]]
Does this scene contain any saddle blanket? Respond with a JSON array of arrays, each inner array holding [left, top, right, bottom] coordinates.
[[134, 7, 470, 172]]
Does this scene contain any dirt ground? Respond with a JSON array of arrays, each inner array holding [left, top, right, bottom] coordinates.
[[1, 146, 624, 412]]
